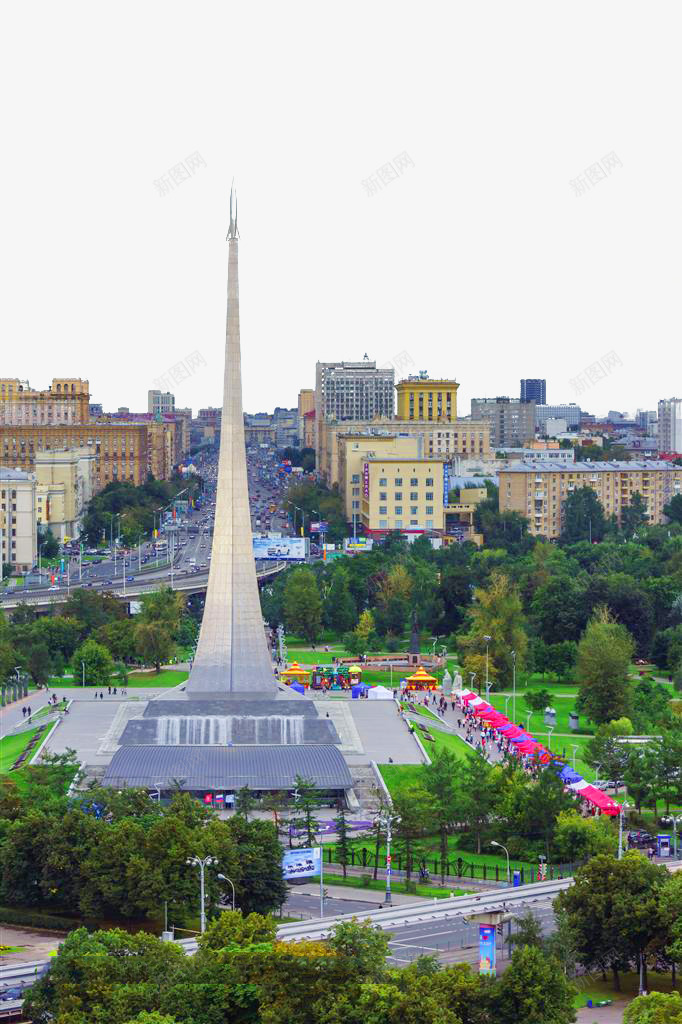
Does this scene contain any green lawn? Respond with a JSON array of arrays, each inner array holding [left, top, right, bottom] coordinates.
[[401, 703, 441, 722], [0, 728, 41, 773], [127, 669, 188, 688], [484, 691, 594, 740], [48, 669, 189, 689], [343, 829, 539, 876], [572, 969, 680, 1008]]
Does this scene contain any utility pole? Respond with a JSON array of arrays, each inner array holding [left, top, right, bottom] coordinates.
[[511, 649, 517, 723]]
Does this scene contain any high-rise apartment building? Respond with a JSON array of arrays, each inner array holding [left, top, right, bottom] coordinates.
[[0, 378, 90, 425], [470, 397, 536, 448], [315, 359, 394, 425], [396, 373, 459, 421], [500, 460, 682, 539], [148, 390, 176, 416], [658, 398, 682, 454], [520, 379, 546, 404]]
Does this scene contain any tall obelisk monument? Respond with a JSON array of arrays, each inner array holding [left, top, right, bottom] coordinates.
[[186, 187, 277, 696]]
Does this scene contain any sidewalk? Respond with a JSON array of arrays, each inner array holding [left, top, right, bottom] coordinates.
[[295, 882, 427, 905]]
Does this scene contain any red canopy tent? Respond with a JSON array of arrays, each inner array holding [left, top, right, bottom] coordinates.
[[473, 703, 494, 717]]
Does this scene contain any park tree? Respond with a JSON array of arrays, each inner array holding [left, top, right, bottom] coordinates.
[[344, 608, 379, 657], [392, 784, 430, 881], [575, 607, 634, 724], [524, 688, 552, 714], [531, 574, 589, 645], [664, 493, 682, 524], [135, 621, 174, 672], [327, 918, 390, 982], [557, 853, 666, 991], [624, 992, 682, 1024], [234, 785, 255, 821], [283, 566, 322, 641], [96, 619, 138, 661], [288, 775, 322, 847], [139, 587, 185, 634], [323, 565, 357, 634], [25, 641, 52, 687], [72, 637, 114, 688], [459, 571, 528, 688], [455, 754, 500, 854], [552, 810, 618, 862], [622, 492, 649, 538], [493, 945, 577, 1024], [422, 749, 464, 882], [196, 908, 276, 956], [63, 588, 124, 629], [333, 800, 352, 878], [562, 485, 606, 543]]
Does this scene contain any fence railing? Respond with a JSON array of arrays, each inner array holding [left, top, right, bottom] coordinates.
[[322, 845, 575, 884]]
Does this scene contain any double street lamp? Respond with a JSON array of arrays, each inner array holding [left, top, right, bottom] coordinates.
[[380, 811, 401, 905], [187, 855, 217, 933], [618, 802, 632, 859]]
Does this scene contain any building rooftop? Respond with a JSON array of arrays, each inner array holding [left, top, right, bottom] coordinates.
[[0, 467, 32, 481], [102, 744, 353, 791], [501, 460, 680, 473]]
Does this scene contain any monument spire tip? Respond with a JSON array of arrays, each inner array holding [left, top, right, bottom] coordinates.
[[227, 179, 239, 240]]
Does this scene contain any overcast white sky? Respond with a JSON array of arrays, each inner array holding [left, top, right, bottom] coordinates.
[[1, 2, 680, 420]]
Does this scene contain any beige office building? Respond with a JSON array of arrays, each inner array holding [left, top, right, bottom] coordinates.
[[0, 422, 174, 491], [318, 417, 491, 486], [339, 434, 423, 521], [0, 468, 37, 571], [298, 388, 315, 445], [360, 454, 446, 536], [34, 449, 96, 542], [499, 460, 682, 538], [0, 378, 90, 425]]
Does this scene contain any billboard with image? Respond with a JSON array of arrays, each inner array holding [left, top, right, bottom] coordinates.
[[252, 536, 307, 560], [282, 847, 321, 880]]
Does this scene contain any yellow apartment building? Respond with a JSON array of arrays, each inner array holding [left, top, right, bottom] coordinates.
[[318, 417, 491, 485], [396, 376, 459, 421], [339, 434, 422, 521], [360, 454, 446, 536], [499, 460, 682, 538]]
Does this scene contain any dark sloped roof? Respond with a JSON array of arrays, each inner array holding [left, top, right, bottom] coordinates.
[[102, 744, 352, 791]]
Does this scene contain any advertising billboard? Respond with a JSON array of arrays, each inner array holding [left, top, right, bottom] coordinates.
[[252, 536, 307, 561], [443, 463, 450, 505], [344, 537, 374, 553], [282, 847, 321, 880], [310, 521, 328, 533], [478, 925, 496, 976]]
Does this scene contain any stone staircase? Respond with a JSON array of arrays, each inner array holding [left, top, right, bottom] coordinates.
[[349, 764, 383, 811]]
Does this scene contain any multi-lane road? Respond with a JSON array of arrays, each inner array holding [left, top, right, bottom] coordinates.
[[0, 444, 297, 607]]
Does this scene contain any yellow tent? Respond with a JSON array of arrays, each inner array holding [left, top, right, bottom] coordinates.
[[280, 661, 311, 682], [405, 665, 438, 689], [348, 664, 363, 675]]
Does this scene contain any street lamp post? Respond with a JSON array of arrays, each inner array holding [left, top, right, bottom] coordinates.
[[380, 811, 401, 905], [571, 744, 579, 770], [511, 649, 517, 723], [618, 802, 632, 859], [483, 635, 491, 694], [490, 840, 510, 884], [187, 855, 217, 933], [504, 695, 511, 717], [217, 873, 236, 911], [469, 672, 477, 695], [525, 711, 532, 733], [546, 726, 554, 751], [81, 660, 86, 687]]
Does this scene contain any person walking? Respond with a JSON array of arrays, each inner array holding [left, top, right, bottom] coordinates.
[[107, 685, 111, 695], [100, 691, 104, 700], [22, 706, 26, 717]]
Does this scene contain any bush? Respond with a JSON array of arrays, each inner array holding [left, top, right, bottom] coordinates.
[[0, 906, 79, 931]]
